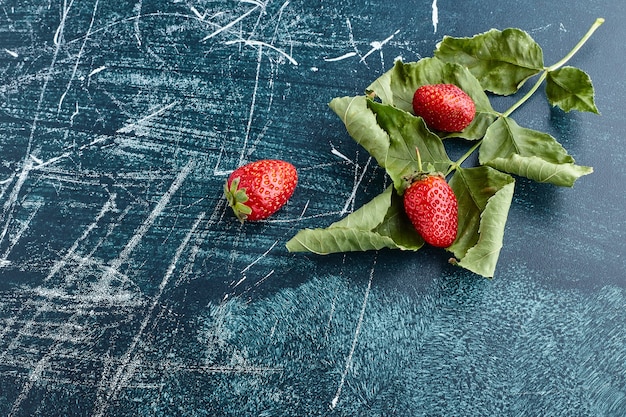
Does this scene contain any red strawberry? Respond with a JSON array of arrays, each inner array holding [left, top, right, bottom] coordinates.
[[412, 83, 476, 132], [403, 173, 458, 248], [224, 159, 297, 222]]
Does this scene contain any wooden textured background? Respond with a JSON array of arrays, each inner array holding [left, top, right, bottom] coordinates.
[[0, 0, 624, 415]]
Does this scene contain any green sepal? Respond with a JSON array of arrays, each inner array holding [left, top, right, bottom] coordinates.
[[224, 177, 252, 222]]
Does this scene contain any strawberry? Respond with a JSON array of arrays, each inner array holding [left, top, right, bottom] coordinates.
[[403, 148, 458, 248], [412, 83, 476, 132], [224, 159, 297, 222], [403, 173, 458, 248]]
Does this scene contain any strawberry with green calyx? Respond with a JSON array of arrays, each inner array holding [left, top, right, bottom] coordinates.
[[403, 148, 458, 248], [412, 83, 476, 132], [224, 159, 298, 222]]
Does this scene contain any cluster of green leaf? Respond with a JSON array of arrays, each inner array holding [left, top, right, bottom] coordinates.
[[287, 19, 604, 278]]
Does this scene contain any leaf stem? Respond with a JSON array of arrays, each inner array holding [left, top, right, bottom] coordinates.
[[447, 139, 483, 176], [502, 72, 547, 117], [501, 17, 604, 118], [547, 17, 605, 72]]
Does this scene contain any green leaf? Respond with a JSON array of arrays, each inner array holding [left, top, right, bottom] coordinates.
[[329, 96, 391, 169], [479, 116, 593, 187], [546, 66, 599, 113], [435, 28, 544, 95], [286, 186, 423, 254], [330, 185, 395, 230], [448, 166, 515, 278], [368, 58, 498, 140], [367, 100, 452, 192], [372, 189, 424, 249]]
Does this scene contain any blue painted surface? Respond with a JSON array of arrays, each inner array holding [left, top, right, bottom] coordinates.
[[0, 0, 624, 415]]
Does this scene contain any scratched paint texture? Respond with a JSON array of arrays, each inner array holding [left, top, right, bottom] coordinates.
[[0, 0, 625, 416]]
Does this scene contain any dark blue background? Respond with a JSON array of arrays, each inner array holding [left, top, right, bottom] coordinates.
[[0, 0, 624, 415]]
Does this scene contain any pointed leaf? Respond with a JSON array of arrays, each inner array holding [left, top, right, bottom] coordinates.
[[479, 116, 593, 187], [331, 185, 395, 230], [367, 100, 452, 192], [285, 228, 403, 254], [286, 187, 423, 254], [546, 66, 599, 113], [435, 28, 544, 95], [366, 68, 394, 104], [373, 188, 424, 249], [329, 95, 390, 168], [448, 166, 515, 278]]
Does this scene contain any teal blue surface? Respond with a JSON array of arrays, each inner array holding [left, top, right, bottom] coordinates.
[[0, 0, 624, 416]]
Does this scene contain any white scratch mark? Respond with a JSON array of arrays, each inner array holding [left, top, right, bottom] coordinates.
[[330, 144, 354, 164], [330, 255, 377, 410], [432, 0, 439, 33], [92, 210, 206, 417], [133, 0, 143, 46], [324, 263, 344, 340], [232, 275, 247, 289], [266, 210, 343, 224], [4, 49, 18, 58], [529, 23, 553, 34], [70, 101, 80, 123], [345, 18, 363, 60], [212, 141, 233, 176], [270, 0, 290, 44], [58, 0, 99, 114], [224, 39, 298, 66], [30, 135, 108, 170], [53, 0, 75, 45], [240, 240, 279, 274], [0, 200, 43, 266], [189, 6, 206, 20], [341, 156, 372, 215], [237, 44, 263, 167], [200, 5, 260, 41], [241, 0, 265, 6], [1, 0, 69, 250], [99, 160, 194, 284], [8, 342, 62, 417], [116, 101, 179, 134], [29, 155, 43, 165], [360, 30, 400, 63], [159, 212, 206, 291], [254, 269, 274, 287], [88, 65, 107, 77], [0, 160, 33, 249], [324, 52, 357, 62], [299, 199, 310, 218], [45, 193, 117, 281]]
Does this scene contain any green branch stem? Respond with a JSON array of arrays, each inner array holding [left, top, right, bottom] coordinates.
[[501, 72, 547, 117], [547, 17, 605, 72], [447, 17, 604, 176], [502, 17, 604, 118], [447, 139, 483, 176]]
